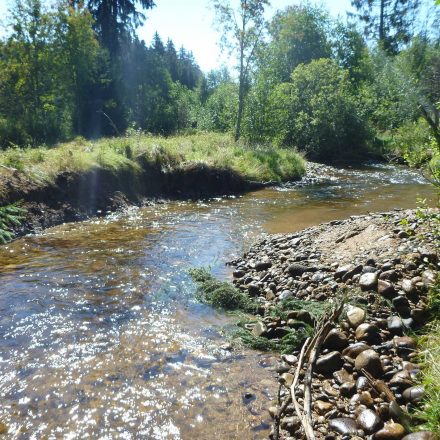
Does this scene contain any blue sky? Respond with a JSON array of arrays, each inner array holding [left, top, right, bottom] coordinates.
[[0, 0, 354, 71]]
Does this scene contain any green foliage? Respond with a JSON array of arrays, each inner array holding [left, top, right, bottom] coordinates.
[[269, 59, 372, 161], [212, 0, 269, 140], [350, 0, 420, 54], [0, 132, 305, 183], [232, 324, 313, 354], [409, 222, 440, 434], [266, 4, 332, 83], [189, 267, 258, 313], [0, 203, 26, 244], [197, 82, 238, 132], [270, 297, 331, 322], [387, 119, 434, 166], [416, 315, 440, 433]]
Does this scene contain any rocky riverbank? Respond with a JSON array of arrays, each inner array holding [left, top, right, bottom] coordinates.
[[229, 208, 439, 440]]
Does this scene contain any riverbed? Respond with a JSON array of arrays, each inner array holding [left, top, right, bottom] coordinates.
[[0, 163, 437, 439]]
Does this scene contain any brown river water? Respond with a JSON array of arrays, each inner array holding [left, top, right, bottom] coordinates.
[[0, 163, 437, 439]]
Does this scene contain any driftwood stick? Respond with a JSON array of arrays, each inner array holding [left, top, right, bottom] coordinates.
[[273, 389, 292, 440], [291, 337, 311, 431], [303, 304, 345, 440], [362, 369, 396, 402]]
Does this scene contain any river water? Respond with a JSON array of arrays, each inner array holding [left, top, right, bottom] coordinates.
[[0, 163, 437, 439]]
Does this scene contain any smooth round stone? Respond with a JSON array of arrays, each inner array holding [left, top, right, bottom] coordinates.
[[402, 432, 437, 440], [324, 329, 349, 351], [393, 336, 417, 357], [389, 370, 413, 391], [378, 280, 396, 298], [316, 351, 344, 374], [358, 391, 374, 407], [343, 343, 371, 359], [314, 400, 334, 415], [347, 306, 366, 328], [402, 386, 424, 404], [387, 316, 403, 335], [355, 349, 383, 378], [356, 376, 370, 392], [252, 321, 267, 337], [356, 408, 383, 434], [328, 417, 358, 435], [279, 290, 294, 300], [374, 422, 406, 440], [279, 373, 294, 387], [340, 381, 356, 397], [355, 323, 381, 344], [401, 279, 416, 295], [282, 354, 298, 366], [359, 272, 379, 291]]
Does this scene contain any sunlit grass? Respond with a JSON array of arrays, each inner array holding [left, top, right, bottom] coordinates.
[[414, 278, 440, 435], [0, 132, 305, 183]]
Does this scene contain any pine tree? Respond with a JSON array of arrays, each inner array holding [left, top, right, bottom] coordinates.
[[350, 0, 419, 54]]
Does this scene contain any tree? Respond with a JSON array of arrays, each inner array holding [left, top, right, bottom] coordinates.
[[55, 4, 107, 136], [350, 0, 420, 54], [269, 59, 372, 160], [266, 5, 331, 83], [151, 31, 165, 55], [85, 0, 156, 55], [332, 21, 371, 84], [212, 0, 269, 141], [0, 0, 68, 146], [165, 38, 178, 81]]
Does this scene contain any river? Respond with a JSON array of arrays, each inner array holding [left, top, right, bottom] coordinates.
[[0, 163, 437, 439]]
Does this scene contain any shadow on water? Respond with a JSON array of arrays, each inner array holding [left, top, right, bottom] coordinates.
[[0, 163, 437, 439]]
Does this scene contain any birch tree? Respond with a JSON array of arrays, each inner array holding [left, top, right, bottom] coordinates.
[[212, 0, 269, 140]]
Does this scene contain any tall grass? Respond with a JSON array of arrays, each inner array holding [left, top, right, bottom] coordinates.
[[0, 132, 305, 184], [415, 278, 440, 434]]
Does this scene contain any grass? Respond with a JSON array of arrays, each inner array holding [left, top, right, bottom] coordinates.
[[190, 267, 317, 353], [231, 325, 314, 354], [270, 297, 332, 322], [413, 277, 440, 435], [189, 267, 259, 313], [0, 132, 305, 185]]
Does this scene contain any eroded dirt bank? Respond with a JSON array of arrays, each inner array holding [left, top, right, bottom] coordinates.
[[229, 209, 439, 440], [0, 162, 266, 237]]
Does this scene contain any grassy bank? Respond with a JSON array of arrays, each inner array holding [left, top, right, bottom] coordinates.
[[0, 132, 305, 185], [415, 278, 440, 434]]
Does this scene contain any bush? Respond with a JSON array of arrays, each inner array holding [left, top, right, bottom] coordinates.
[[387, 118, 434, 166], [269, 58, 372, 161]]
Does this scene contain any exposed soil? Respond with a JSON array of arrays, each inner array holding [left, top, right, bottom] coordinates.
[[0, 162, 266, 237], [229, 209, 439, 440]]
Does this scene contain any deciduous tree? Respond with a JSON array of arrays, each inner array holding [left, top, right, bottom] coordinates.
[[212, 0, 269, 140]]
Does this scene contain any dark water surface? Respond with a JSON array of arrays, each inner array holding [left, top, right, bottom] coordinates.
[[0, 164, 436, 439]]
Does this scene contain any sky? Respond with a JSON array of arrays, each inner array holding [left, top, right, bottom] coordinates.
[[138, 0, 354, 71], [0, 0, 355, 72]]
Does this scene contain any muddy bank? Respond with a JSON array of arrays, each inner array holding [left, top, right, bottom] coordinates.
[[229, 209, 439, 439], [0, 162, 270, 237]]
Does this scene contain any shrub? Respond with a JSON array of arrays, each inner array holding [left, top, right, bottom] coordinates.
[[269, 58, 372, 161]]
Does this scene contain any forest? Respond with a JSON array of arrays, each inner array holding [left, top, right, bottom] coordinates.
[[0, 0, 438, 167]]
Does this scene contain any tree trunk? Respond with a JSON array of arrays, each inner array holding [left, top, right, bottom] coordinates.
[[235, 70, 245, 141], [235, 5, 246, 142], [379, 0, 385, 44]]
